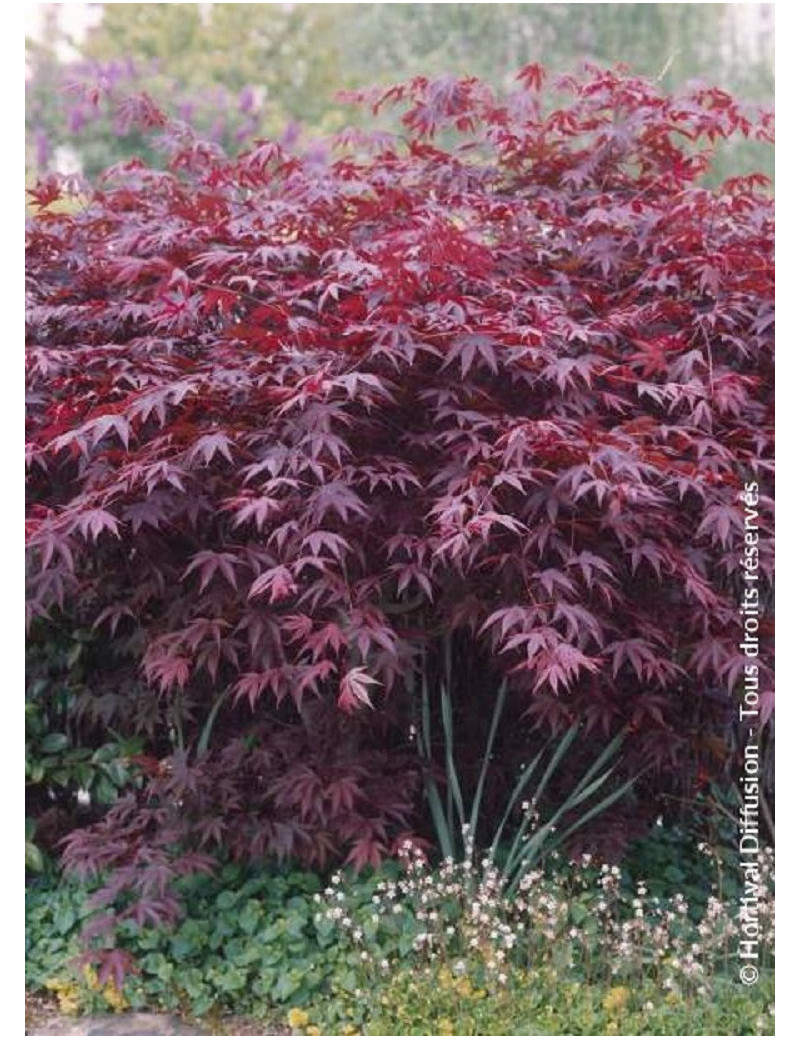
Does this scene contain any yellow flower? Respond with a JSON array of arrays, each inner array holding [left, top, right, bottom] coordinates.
[[437, 1019, 454, 1035], [59, 994, 80, 1016], [288, 1008, 310, 1029], [306, 1028, 321, 1036], [342, 1026, 359, 1036], [82, 965, 100, 991], [665, 991, 681, 1006], [103, 982, 129, 1012], [456, 978, 473, 998], [602, 987, 630, 1014], [44, 979, 81, 1016]]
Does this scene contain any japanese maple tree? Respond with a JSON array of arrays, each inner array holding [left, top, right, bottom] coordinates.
[[26, 65, 774, 952]]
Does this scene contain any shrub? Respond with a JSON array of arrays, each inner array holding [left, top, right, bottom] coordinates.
[[25, 65, 774, 956]]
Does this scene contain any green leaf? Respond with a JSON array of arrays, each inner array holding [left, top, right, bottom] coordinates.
[[53, 905, 76, 935], [25, 841, 44, 873], [170, 935, 197, 960], [440, 679, 466, 833], [239, 900, 263, 936], [271, 973, 300, 1002], [469, 680, 508, 841], [66, 643, 84, 668], [197, 689, 228, 757], [215, 890, 237, 911], [424, 773, 454, 860], [93, 778, 118, 804], [489, 746, 547, 861], [570, 903, 588, 925], [40, 732, 70, 753]]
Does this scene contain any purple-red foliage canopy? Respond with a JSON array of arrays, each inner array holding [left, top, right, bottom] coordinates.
[[26, 67, 774, 944]]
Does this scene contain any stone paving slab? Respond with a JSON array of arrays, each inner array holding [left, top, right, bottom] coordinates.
[[27, 1013, 209, 1036]]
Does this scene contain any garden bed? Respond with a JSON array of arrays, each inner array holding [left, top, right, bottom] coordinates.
[[26, 830, 775, 1037]]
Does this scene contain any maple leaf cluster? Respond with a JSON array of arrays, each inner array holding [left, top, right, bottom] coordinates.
[[26, 66, 773, 932]]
